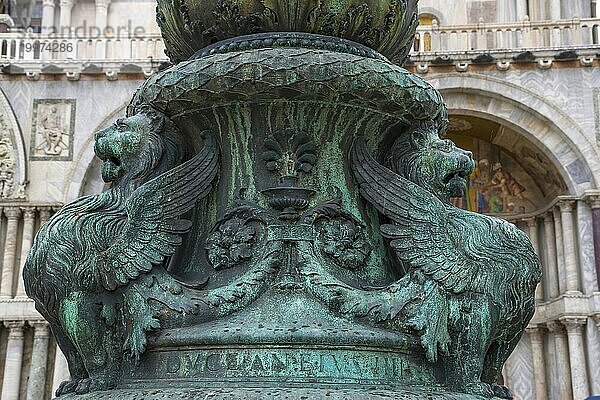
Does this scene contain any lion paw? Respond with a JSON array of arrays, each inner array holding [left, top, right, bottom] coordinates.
[[465, 382, 495, 397], [55, 378, 83, 397], [74, 377, 115, 394]]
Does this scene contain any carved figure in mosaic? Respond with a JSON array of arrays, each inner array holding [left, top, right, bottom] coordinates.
[[38, 105, 69, 155], [0, 158, 13, 197], [491, 162, 526, 210]]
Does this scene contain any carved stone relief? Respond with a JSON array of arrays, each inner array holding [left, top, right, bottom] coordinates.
[[30, 99, 75, 161], [0, 87, 27, 199]]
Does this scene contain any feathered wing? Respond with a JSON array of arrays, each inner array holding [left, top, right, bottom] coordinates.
[[351, 138, 481, 361], [351, 138, 477, 293], [97, 135, 219, 291]]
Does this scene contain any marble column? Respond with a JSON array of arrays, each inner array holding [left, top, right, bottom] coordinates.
[[16, 207, 36, 297], [543, 213, 560, 298], [39, 207, 52, 226], [516, 0, 528, 19], [526, 326, 547, 400], [1, 321, 25, 400], [525, 218, 543, 300], [561, 317, 590, 399], [549, 0, 561, 19], [27, 321, 51, 400], [553, 207, 567, 293], [95, 0, 110, 31], [558, 200, 579, 293], [587, 194, 600, 291], [52, 346, 70, 395], [0, 207, 22, 298], [41, 0, 56, 33], [59, 0, 74, 31], [547, 321, 573, 400]]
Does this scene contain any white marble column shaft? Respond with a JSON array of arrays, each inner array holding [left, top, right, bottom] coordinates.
[[543, 213, 560, 298], [94, 0, 110, 30], [547, 321, 573, 400], [516, 0, 528, 19], [0, 207, 22, 298], [1, 321, 25, 400], [562, 317, 590, 399], [26, 321, 51, 400], [16, 207, 36, 297], [549, 0, 561, 19], [553, 207, 567, 293], [41, 0, 56, 33], [525, 218, 543, 300], [559, 200, 579, 292], [527, 326, 547, 400], [59, 0, 74, 30], [39, 208, 52, 226]]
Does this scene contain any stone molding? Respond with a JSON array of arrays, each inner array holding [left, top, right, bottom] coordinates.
[[4, 320, 25, 339], [3, 206, 22, 219], [560, 316, 587, 333], [30, 320, 51, 337]]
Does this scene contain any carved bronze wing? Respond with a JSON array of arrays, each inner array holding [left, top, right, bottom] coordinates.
[[351, 137, 474, 294], [97, 135, 219, 291]]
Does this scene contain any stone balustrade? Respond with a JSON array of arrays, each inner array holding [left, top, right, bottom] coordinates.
[[0, 18, 599, 64], [0, 31, 166, 61], [413, 17, 600, 53]]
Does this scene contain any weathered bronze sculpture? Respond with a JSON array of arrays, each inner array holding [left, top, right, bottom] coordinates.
[[24, 1, 542, 399]]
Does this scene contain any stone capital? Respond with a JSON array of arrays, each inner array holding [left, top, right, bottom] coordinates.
[[42, 0, 56, 7], [587, 195, 600, 210], [3, 206, 22, 220], [593, 314, 600, 330], [525, 325, 545, 343], [560, 316, 587, 334], [543, 212, 554, 223], [20, 206, 36, 220], [39, 207, 52, 222], [546, 320, 566, 335], [95, 0, 111, 8], [558, 199, 576, 213], [30, 320, 51, 337], [524, 217, 538, 228], [59, 0, 74, 8], [4, 320, 25, 339]]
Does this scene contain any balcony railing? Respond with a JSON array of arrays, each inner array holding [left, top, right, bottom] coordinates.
[[1, 18, 599, 63], [413, 17, 600, 53], [0, 32, 166, 61]]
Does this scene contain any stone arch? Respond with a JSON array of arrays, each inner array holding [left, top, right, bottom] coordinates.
[[0, 87, 27, 200], [63, 102, 128, 202], [417, 6, 446, 25], [428, 73, 599, 196]]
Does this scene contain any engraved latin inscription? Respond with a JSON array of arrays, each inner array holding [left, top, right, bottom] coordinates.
[[142, 348, 415, 383]]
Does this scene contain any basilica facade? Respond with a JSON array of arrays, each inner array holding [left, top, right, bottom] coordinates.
[[0, 0, 599, 399]]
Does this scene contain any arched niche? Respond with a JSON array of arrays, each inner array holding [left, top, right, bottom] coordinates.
[[64, 103, 127, 202], [0, 87, 27, 200], [428, 73, 599, 196], [446, 115, 567, 215]]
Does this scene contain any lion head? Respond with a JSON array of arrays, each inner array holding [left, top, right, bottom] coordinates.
[[386, 120, 474, 202], [94, 109, 190, 186]]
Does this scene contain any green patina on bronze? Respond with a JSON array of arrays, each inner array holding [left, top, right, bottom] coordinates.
[[23, 1, 541, 399]]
